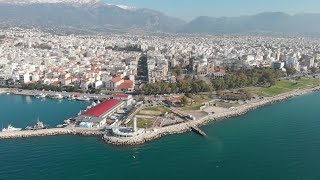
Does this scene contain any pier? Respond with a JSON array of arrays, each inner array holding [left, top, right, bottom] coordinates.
[[0, 128, 104, 140], [191, 126, 207, 136]]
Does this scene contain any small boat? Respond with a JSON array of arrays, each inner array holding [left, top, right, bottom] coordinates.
[[52, 94, 64, 99], [26, 120, 50, 130], [76, 96, 91, 101], [56, 124, 64, 128], [2, 124, 22, 132], [91, 101, 97, 107]]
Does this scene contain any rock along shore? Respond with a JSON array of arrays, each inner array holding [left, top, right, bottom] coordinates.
[[103, 86, 320, 146]]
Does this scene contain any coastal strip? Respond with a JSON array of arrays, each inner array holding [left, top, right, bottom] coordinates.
[[0, 86, 319, 145], [103, 86, 320, 146]]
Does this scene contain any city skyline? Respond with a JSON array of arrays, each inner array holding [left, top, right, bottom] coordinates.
[[104, 0, 320, 20]]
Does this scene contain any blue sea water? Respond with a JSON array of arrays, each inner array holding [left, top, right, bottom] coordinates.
[[0, 94, 90, 128], [0, 93, 320, 180]]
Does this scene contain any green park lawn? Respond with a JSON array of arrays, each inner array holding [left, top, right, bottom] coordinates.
[[127, 118, 154, 129], [249, 78, 320, 97]]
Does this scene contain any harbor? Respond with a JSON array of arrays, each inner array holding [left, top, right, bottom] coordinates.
[[0, 88, 110, 101], [0, 85, 320, 145]]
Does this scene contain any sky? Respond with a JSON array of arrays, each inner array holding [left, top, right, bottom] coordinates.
[[104, 0, 320, 21]]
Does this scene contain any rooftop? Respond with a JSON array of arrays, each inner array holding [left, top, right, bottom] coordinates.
[[82, 99, 122, 117]]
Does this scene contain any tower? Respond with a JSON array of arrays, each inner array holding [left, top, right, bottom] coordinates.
[[133, 117, 137, 132]]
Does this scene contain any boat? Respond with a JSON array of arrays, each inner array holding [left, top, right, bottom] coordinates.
[[91, 101, 97, 107], [2, 124, 22, 132], [56, 124, 65, 128], [52, 94, 64, 99], [76, 96, 91, 101], [25, 120, 50, 130], [35, 93, 47, 99]]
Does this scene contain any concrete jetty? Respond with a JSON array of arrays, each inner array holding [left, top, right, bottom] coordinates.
[[0, 128, 104, 140], [191, 126, 206, 136]]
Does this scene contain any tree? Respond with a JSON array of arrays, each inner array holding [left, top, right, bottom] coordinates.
[[310, 67, 318, 74], [181, 96, 188, 106], [286, 67, 297, 76], [174, 65, 182, 77]]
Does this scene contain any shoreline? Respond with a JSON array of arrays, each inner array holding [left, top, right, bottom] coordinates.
[[103, 86, 320, 146], [0, 86, 319, 146]]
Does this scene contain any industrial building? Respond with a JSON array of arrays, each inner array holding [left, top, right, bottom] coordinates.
[[76, 99, 124, 128]]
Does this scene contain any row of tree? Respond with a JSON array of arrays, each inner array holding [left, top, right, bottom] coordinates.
[[142, 80, 213, 95], [21, 83, 82, 93], [142, 68, 285, 95], [211, 68, 284, 90]]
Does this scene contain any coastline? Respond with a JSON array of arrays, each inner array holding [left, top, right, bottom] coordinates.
[[0, 86, 319, 146], [103, 86, 320, 146]]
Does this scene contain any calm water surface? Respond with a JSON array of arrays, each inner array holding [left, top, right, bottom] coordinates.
[[0, 93, 319, 180]]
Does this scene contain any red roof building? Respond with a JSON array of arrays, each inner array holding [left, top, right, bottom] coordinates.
[[117, 80, 134, 90], [112, 77, 123, 83], [114, 94, 130, 99], [82, 99, 123, 117]]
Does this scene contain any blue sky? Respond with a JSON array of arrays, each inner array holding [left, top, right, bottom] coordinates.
[[104, 0, 320, 21]]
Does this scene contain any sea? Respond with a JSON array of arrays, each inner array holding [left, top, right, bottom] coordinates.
[[0, 93, 319, 180]]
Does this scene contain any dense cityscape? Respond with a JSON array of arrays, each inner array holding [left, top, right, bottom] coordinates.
[[0, 28, 319, 92], [1, 0, 320, 178]]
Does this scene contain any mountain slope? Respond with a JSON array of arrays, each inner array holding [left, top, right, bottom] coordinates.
[[0, 0, 185, 33], [180, 12, 320, 35]]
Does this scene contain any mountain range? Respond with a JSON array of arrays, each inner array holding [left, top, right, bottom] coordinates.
[[0, 0, 185, 33], [0, 0, 320, 35]]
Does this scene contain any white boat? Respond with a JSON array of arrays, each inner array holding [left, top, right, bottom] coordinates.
[[2, 124, 22, 132], [52, 94, 64, 99], [91, 101, 97, 107], [36, 93, 47, 98], [76, 96, 91, 101]]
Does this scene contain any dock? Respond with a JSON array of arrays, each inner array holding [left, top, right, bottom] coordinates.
[[191, 126, 206, 136]]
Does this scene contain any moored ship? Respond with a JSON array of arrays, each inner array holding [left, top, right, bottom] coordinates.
[[26, 120, 50, 130], [2, 124, 22, 132]]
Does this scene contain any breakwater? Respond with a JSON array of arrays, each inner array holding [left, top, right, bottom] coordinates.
[[104, 86, 320, 146], [0, 128, 103, 140]]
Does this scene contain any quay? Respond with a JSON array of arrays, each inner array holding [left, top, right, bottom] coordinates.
[[191, 126, 206, 136], [0, 88, 110, 101]]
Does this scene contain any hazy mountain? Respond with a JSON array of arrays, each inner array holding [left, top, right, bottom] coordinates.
[[180, 12, 320, 35], [0, 0, 185, 33], [1, 1, 320, 36]]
